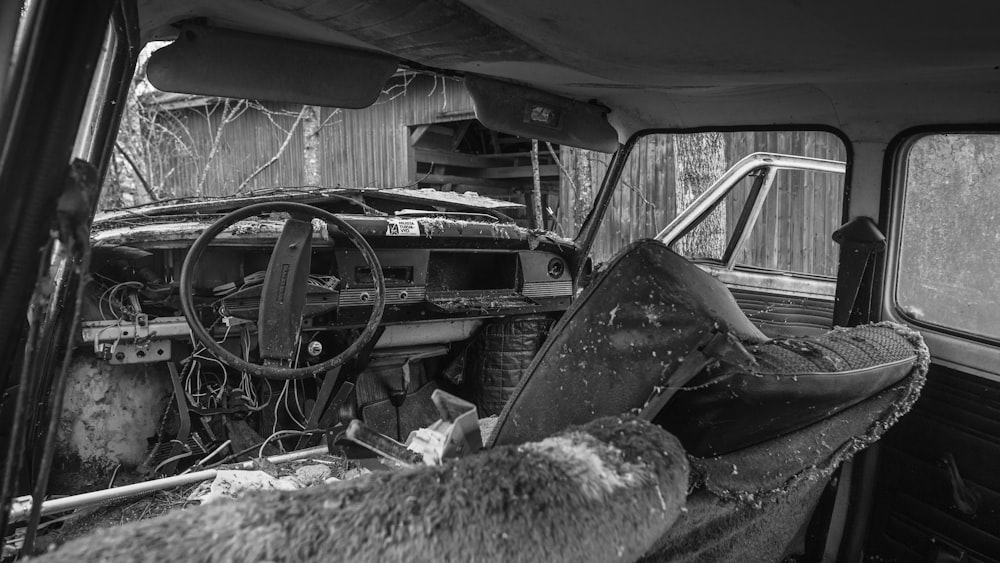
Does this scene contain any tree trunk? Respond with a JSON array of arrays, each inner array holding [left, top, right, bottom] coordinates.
[[673, 133, 726, 258], [302, 105, 322, 186], [573, 149, 594, 231], [530, 140, 544, 229]]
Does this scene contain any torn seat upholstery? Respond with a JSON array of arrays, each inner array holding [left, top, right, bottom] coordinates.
[[489, 240, 769, 447], [489, 240, 923, 456], [483, 239, 928, 560]]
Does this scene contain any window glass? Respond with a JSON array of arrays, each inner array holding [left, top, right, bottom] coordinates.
[[897, 133, 1000, 338], [732, 168, 843, 276], [577, 131, 845, 271]]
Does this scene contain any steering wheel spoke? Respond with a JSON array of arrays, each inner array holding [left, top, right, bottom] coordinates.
[[258, 217, 314, 364]]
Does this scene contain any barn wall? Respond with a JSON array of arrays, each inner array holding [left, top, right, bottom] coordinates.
[[319, 74, 474, 189], [148, 100, 306, 197], [144, 73, 473, 198]]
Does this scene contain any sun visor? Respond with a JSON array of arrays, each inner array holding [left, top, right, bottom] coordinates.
[[147, 24, 397, 108], [465, 75, 619, 153]]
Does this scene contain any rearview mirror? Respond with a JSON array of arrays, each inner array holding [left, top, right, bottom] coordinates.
[[466, 75, 619, 153]]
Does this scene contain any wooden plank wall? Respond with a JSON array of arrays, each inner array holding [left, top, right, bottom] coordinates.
[[560, 131, 846, 276], [728, 131, 846, 277], [318, 74, 474, 189], [149, 101, 306, 197], [148, 73, 473, 196]]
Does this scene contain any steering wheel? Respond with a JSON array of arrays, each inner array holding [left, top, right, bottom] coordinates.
[[179, 202, 385, 380]]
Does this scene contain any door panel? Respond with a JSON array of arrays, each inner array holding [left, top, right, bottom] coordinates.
[[865, 366, 1000, 562]]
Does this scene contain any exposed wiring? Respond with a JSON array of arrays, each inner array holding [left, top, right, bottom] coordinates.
[[107, 464, 122, 489], [257, 430, 313, 459], [292, 379, 308, 424], [97, 281, 144, 321], [200, 429, 325, 469], [185, 439, 232, 473], [282, 380, 306, 431], [307, 274, 340, 289], [152, 450, 195, 475]]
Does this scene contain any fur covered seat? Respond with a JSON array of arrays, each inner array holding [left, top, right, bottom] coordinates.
[[32, 417, 689, 563]]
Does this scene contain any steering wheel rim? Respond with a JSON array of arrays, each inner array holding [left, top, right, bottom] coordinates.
[[179, 201, 386, 380]]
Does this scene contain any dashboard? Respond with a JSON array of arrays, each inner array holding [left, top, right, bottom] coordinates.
[[83, 214, 577, 363]]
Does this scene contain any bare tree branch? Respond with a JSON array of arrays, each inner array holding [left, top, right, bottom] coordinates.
[[236, 106, 308, 193], [197, 99, 247, 192], [545, 141, 579, 193], [114, 141, 158, 201], [620, 177, 656, 208], [316, 108, 342, 132]]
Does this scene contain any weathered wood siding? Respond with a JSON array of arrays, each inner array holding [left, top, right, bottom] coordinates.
[[149, 101, 306, 197], [560, 131, 846, 275], [147, 74, 472, 197], [318, 74, 474, 189]]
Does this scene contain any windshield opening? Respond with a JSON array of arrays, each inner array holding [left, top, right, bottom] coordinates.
[[103, 46, 570, 230]]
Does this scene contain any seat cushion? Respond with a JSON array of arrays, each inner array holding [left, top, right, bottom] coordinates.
[[656, 321, 929, 457], [489, 240, 767, 447], [641, 346, 927, 561]]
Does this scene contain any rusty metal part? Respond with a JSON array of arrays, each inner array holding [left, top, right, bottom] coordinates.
[[406, 390, 482, 464], [343, 419, 423, 466], [343, 390, 482, 466]]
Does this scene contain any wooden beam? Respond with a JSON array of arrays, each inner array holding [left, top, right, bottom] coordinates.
[[420, 173, 519, 190], [479, 164, 559, 179], [414, 148, 503, 168], [446, 185, 522, 198], [409, 125, 430, 145], [450, 120, 472, 150]]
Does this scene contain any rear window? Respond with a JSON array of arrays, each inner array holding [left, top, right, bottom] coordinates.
[[896, 133, 1000, 339]]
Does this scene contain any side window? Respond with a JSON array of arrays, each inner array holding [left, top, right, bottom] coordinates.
[[580, 130, 846, 276], [897, 133, 1000, 339]]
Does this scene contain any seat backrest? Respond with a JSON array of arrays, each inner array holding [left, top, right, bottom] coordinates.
[[489, 239, 768, 447]]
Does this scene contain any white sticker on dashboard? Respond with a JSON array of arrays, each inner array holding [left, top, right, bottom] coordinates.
[[386, 218, 420, 237]]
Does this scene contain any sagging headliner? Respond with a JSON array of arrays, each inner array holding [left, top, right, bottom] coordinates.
[[138, 0, 1000, 142]]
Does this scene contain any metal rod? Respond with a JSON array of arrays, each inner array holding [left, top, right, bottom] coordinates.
[[7, 445, 330, 523]]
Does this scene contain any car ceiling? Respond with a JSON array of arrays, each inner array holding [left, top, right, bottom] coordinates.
[[138, 0, 1000, 141]]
